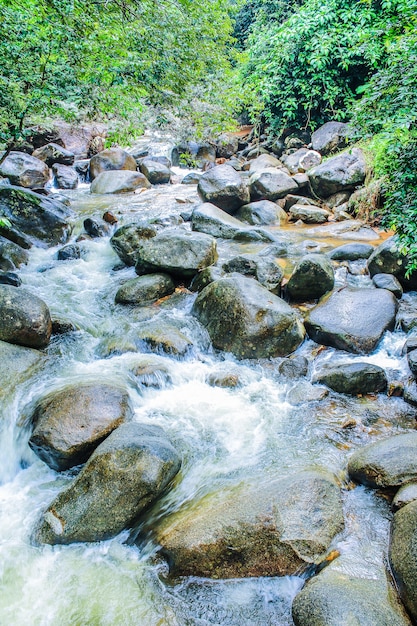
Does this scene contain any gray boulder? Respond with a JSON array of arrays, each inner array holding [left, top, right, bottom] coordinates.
[[292, 566, 411, 626], [368, 237, 417, 290], [0, 186, 72, 247], [155, 469, 344, 579], [90, 170, 150, 194], [32, 143, 75, 167], [308, 148, 366, 197], [407, 349, 417, 378], [138, 158, 171, 184], [133, 317, 195, 357], [35, 422, 181, 544], [222, 252, 283, 294], [197, 164, 250, 214], [289, 204, 331, 224], [373, 273, 403, 299], [0, 152, 50, 188], [281, 148, 321, 174], [278, 355, 309, 379], [329, 243, 374, 261], [305, 287, 397, 354], [348, 433, 417, 489], [0, 285, 52, 349], [29, 383, 133, 471], [287, 254, 334, 301], [311, 121, 350, 155], [57, 244, 82, 261], [393, 483, 417, 511], [192, 274, 305, 359], [390, 500, 417, 622], [110, 224, 158, 266], [313, 362, 387, 395], [0, 339, 45, 400], [115, 273, 175, 305], [135, 229, 218, 279], [215, 133, 239, 158], [52, 164, 78, 189], [89, 148, 137, 180], [181, 172, 201, 185], [235, 200, 287, 225], [192, 202, 247, 239], [248, 154, 283, 173], [286, 381, 329, 405], [0, 236, 29, 271], [249, 169, 298, 201]]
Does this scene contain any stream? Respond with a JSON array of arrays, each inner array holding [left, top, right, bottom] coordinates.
[[0, 135, 415, 625]]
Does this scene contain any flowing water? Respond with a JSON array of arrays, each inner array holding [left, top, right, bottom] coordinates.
[[0, 137, 415, 625]]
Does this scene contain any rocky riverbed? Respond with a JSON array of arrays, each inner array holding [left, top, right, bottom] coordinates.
[[1, 123, 417, 624]]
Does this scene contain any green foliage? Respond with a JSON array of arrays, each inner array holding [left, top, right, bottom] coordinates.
[[0, 0, 235, 145], [240, 0, 411, 133]]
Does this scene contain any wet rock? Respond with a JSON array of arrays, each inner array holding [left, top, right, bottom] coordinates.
[[32, 143, 75, 167], [134, 318, 195, 357], [278, 356, 309, 379], [103, 211, 118, 225], [135, 229, 218, 279], [348, 432, 417, 489], [287, 254, 334, 302], [110, 224, 158, 267], [215, 133, 239, 159], [51, 318, 79, 335], [0, 186, 72, 247], [0, 236, 29, 271], [407, 349, 417, 378], [235, 200, 287, 225], [368, 236, 417, 290], [35, 422, 181, 544], [286, 381, 329, 405], [393, 483, 417, 511], [390, 500, 417, 622], [128, 356, 172, 389], [289, 204, 331, 224], [155, 470, 344, 579], [249, 169, 298, 202], [306, 220, 380, 241], [328, 243, 374, 261], [74, 159, 90, 181], [52, 164, 78, 190], [89, 148, 137, 181], [192, 202, 249, 239], [313, 362, 387, 395], [115, 273, 175, 305], [0, 152, 50, 188], [0, 285, 52, 349], [0, 271, 21, 287], [83, 217, 110, 238], [0, 339, 45, 400], [207, 371, 241, 388], [138, 158, 171, 185], [308, 148, 366, 198], [181, 172, 201, 185], [404, 380, 417, 407], [248, 154, 283, 173], [403, 336, 417, 354], [192, 274, 305, 359], [222, 253, 283, 294], [29, 383, 133, 471], [189, 266, 223, 292], [311, 121, 350, 155], [57, 244, 82, 261], [305, 287, 398, 354], [90, 170, 150, 194], [292, 566, 411, 626], [197, 164, 250, 214]]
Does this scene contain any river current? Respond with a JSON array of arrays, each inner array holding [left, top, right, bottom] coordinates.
[[0, 136, 415, 625]]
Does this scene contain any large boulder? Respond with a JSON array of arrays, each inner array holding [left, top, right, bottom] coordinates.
[[110, 224, 158, 267], [368, 236, 417, 290], [305, 287, 398, 354], [308, 148, 366, 197], [249, 169, 298, 201], [29, 383, 134, 471], [0, 152, 50, 188], [390, 500, 417, 622], [329, 242, 374, 261], [32, 143, 75, 167], [222, 252, 283, 294], [0, 236, 29, 271], [52, 164, 78, 190], [155, 470, 344, 579], [89, 148, 137, 181], [0, 186, 72, 247], [313, 362, 387, 395], [0, 285, 52, 349], [192, 274, 305, 358], [292, 566, 411, 626], [138, 158, 171, 184], [248, 154, 283, 173], [235, 200, 286, 225], [287, 254, 334, 301], [115, 273, 175, 305], [215, 133, 239, 159], [281, 148, 321, 174], [90, 170, 150, 194], [35, 422, 182, 544], [192, 202, 255, 239], [348, 433, 417, 489], [135, 229, 218, 279], [197, 164, 250, 214], [311, 121, 351, 155], [289, 204, 331, 224]]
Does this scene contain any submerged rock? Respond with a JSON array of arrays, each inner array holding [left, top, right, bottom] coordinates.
[[35, 422, 182, 544], [155, 470, 344, 579], [348, 433, 417, 489], [29, 383, 134, 471], [390, 500, 417, 622], [0, 285, 52, 349], [313, 362, 387, 395], [305, 287, 397, 354], [192, 274, 305, 359]]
